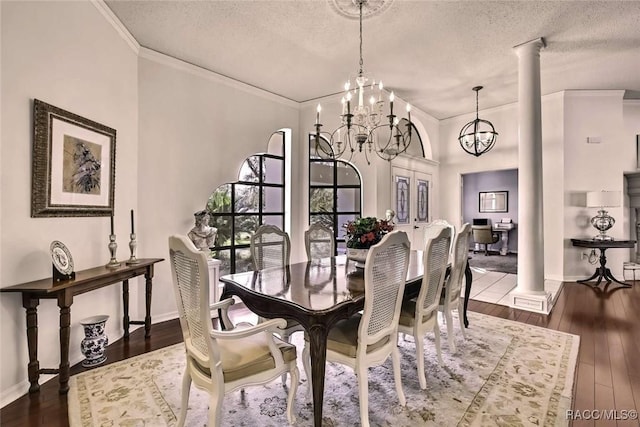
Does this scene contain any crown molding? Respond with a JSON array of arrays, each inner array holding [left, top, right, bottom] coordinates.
[[90, 0, 139, 53], [139, 48, 299, 108], [564, 89, 626, 99]]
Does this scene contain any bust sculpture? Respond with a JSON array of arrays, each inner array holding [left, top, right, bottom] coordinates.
[[188, 210, 217, 252]]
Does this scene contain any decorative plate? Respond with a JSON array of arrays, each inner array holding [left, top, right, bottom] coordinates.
[[50, 240, 74, 275]]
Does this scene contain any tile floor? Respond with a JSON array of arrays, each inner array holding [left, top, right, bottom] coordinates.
[[465, 267, 563, 307]]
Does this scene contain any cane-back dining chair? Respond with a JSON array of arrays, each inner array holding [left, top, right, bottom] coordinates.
[[439, 223, 472, 353], [302, 230, 411, 427], [250, 224, 303, 382], [398, 225, 452, 389], [168, 235, 299, 427], [304, 222, 335, 260]]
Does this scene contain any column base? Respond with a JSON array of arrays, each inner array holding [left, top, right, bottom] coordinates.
[[508, 289, 553, 314]]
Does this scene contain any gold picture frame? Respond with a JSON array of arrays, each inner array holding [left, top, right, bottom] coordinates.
[[31, 99, 116, 217]]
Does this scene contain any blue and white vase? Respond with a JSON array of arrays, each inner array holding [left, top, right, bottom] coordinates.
[[80, 315, 109, 367]]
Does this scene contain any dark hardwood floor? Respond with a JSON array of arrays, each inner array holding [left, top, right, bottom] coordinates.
[[2, 281, 639, 427]]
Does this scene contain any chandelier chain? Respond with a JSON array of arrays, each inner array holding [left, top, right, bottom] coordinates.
[[358, 0, 364, 75]]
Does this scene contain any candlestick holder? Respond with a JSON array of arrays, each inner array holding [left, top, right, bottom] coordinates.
[[106, 234, 121, 268], [126, 233, 140, 265]]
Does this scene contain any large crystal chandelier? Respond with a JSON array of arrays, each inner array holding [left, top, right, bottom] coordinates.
[[313, 0, 413, 165]]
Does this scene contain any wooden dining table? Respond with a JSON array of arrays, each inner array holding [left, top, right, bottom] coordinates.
[[219, 252, 472, 427]]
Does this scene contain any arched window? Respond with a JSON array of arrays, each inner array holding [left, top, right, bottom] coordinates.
[[309, 135, 362, 255], [207, 132, 287, 275]]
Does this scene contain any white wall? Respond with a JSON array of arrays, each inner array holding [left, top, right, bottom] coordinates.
[[136, 51, 300, 319], [439, 90, 639, 281], [563, 91, 636, 279], [0, 1, 138, 405]]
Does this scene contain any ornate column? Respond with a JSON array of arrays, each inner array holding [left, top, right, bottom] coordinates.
[[509, 38, 553, 314]]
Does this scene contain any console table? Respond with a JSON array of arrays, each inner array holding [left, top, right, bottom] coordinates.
[[570, 239, 635, 287], [0, 258, 164, 395]]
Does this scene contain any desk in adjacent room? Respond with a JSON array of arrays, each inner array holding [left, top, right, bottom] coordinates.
[[1, 258, 164, 395], [570, 239, 635, 286]]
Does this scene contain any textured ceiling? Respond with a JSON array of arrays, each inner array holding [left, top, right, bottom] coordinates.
[[105, 0, 640, 119]]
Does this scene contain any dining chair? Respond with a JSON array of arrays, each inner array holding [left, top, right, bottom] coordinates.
[[250, 224, 291, 270], [398, 224, 452, 390], [304, 222, 335, 260], [423, 219, 455, 254], [250, 224, 303, 382], [168, 235, 299, 427], [439, 222, 472, 353], [302, 230, 410, 427]]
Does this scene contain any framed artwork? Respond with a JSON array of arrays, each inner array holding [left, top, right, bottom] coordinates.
[[394, 175, 410, 224], [31, 99, 116, 217], [479, 191, 508, 213]]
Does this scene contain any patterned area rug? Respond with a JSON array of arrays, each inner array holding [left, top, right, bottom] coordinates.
[[68, 312, 578, 426]]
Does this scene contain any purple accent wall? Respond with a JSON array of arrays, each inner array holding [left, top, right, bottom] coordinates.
[[462, 169, 518, 253]]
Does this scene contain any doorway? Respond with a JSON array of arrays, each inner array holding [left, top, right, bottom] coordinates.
[[392, 166, 432, 250]]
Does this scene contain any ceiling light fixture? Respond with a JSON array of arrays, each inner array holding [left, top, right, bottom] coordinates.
[[314, 0, 412, 165], [458, 86, 498, 157]]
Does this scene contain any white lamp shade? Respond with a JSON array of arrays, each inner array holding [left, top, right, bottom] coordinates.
[[586, 191, 621, 208]]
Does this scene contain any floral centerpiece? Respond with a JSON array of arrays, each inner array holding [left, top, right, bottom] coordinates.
[[344, 216, 394, 249], [343, 217, 394, 270]]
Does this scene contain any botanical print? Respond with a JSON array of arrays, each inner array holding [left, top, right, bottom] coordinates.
[[62, 135, 101, 195]]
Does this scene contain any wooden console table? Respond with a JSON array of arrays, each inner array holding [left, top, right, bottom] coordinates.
[[1, 258, 163, 395], [571, 239, 635, 287]]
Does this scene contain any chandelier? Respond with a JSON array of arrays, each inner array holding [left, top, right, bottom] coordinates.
[[313, 0, 413, 165], [458, 86, 498, 157]]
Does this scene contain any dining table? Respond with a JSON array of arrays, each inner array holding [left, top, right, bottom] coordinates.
[[219, 252, 472, 427]]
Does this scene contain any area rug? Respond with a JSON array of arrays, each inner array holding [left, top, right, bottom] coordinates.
[[468, 253, 518, 275], [68, 311, 579, 426]]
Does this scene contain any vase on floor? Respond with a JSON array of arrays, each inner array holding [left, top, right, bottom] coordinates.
[[80, 315, 109, 367]]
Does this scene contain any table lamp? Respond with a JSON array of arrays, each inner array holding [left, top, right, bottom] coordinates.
[[586, 190, 621, 240]]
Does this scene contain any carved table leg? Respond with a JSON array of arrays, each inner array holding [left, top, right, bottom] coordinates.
[[122, 279, 130, 338], [144, 266, 154, 338], [22, 294, 40, 393], [58, 291, 73, 394], [308, 324, 329, 427]]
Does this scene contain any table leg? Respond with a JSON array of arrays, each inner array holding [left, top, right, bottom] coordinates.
[[122, 279, 130, 338], [307, 324, 329, 427], [144, 266, 154, 339], [57, 291, 72, 394], [22, 294, 40, 393], [463, 263, 472, 328], [603, 268, 632, 287]]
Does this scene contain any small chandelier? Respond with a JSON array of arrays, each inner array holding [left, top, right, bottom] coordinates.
[[459, 86, 498, 157], [314, 0, 413, 165]]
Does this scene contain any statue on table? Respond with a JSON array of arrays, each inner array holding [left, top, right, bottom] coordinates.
[[188, 210, 217, 252], [385, 209, 396, 225]]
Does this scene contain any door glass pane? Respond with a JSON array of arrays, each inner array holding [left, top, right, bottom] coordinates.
[[210, 215, 232, 246], [310, 162, 334, 185], [336, 188, 361, 212], [234, 184, 259, 212], [336, 161, 360, 185], [238, 156, 261, 182], [310, 188, 334, 212], [211, 249, 231, 276], [416, 179, 429, 223], [235, 248, 253, 273], [262, 215, 283, 229], [207, 184, 232, 213], [263, 187, 283, 212], [395, 175, 410, 224], [234, 215, 259, 244], [263, 157, 283, 184]]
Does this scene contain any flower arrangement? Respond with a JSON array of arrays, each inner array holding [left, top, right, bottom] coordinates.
[[344, 217, 394, 249]]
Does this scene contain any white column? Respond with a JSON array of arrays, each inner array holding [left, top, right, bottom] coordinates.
[[510, 38, 553, 314]]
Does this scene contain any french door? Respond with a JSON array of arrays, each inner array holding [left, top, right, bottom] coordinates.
[[392, 166, 432, 250]]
